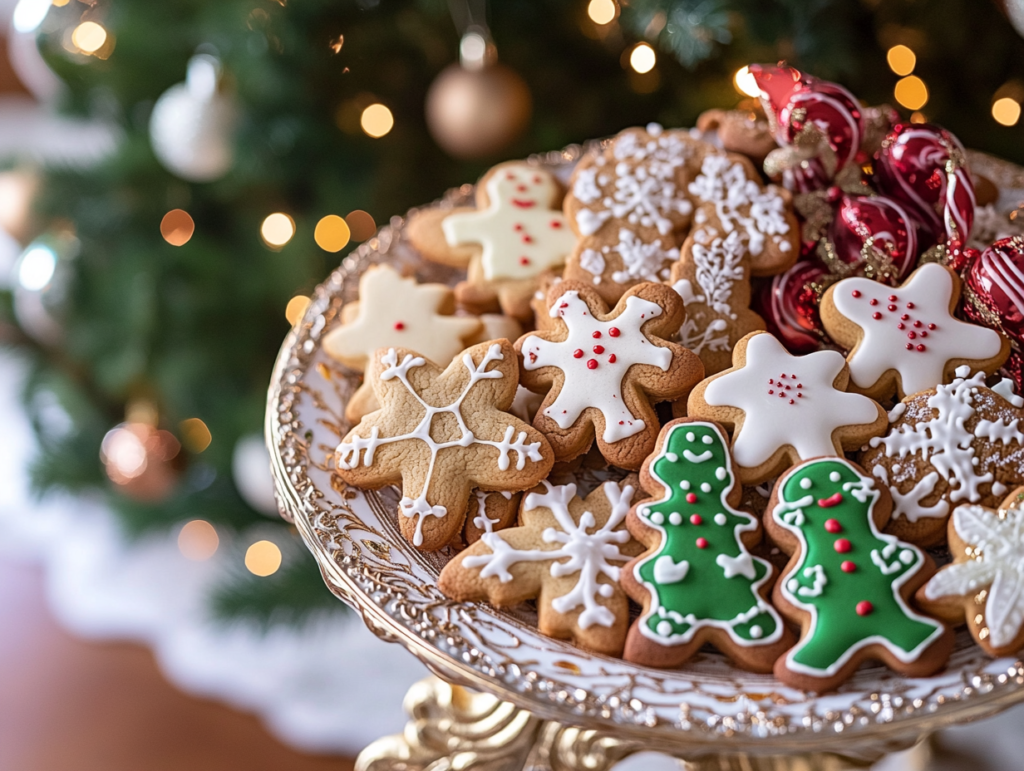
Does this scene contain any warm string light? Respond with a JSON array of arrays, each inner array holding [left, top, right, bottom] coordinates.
[[261, 212, 295, 247], [894, 75, 928, 111], [345, 210, 376, 241], [160, 209, 195, 246], [245, 540, 282, 576], [886, 45, 916, 77], [178, 520, 219, 561], [71, 21, 107, 54], [285, 295, 310, 325], [733, 66, 760, 98], [360, 103, 394, 138], [314, 214, 350, 252], [629, 43, 656, 74], [179, 417, 212, 453], [992, 97, 1021, 127], [587, 0, 617, 25]]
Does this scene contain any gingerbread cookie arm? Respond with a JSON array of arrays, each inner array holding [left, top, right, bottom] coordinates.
[[463, 490, 522, 545], [407, 207, 479, 268]]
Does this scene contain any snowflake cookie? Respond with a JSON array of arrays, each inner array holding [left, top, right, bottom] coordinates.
[[687, 331, 887, 485], [322, 264, 483, 422], [516, 280, 704, 470], [860, 367, 1024, 547], [408, 162, 576, 320], [563, 124, 798, 306], [334, 340, 553, 551], [767, 457, 952, 692], [439, 478, 645, 655], [918, 487, 1024, 656], [622, 419, 793, 671], [821, 262, 1009, 400]]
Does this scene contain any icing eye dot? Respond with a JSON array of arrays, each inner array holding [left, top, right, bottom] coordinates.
[[598, 584, 614, 598], [669, 512, 682, 525], [657, 621, 673, 636], [702, 435, 713, 445], [829, 471, 841, 482], [679, 480, 691, 490], [686, 432, 696, 442], [714, 513, 727, 525], [715, 467, 727, 481], [899, 549, 916, 564], [749, 625, 763, 639], [651, 512, 665, 525], [800, 478, 813, 490], [700, 482, 712, 493]]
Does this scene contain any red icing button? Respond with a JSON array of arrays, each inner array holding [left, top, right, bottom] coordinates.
[[696, 537, 709, 549], [586, 359, 598, 370], [856, 600, 874, 616], [393, 321, 405, 331], [690, 514, 702, 525], [685, 493, 697, 504], [593, 345, 605, 354], [592, 331, 602, 339], [834, 538, 852, 553], [608, 327, 620, 337], [841, 561, 856, 573], [824, 518, 842, 533], [573, 349, 584, 358], [851, 289, 861, 298], [608, 354, 616, 363]]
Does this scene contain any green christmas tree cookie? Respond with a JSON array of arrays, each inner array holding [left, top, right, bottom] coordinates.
[[622, 419, 792, 671], [767, 457, 953, 691]]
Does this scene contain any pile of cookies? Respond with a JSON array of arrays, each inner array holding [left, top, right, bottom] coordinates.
[[323, 92, 1024, 691]]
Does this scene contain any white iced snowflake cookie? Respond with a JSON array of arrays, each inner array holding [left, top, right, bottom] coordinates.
[[917, 487, 1024, 657], [822, 262, 1009, 400], [438, 478, 646, 656], [334, 340, 553, 551], [687, 331, 887, 485], [562, 124, 798, 305], [516, 280, 704, 470]]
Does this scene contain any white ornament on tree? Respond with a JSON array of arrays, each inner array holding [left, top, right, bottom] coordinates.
[[149, 53, 239, 183]]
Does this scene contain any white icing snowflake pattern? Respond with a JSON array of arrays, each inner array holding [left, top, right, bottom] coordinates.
[[335, 344, 544, 546], [925, 503, 1024, 648], [520, 290, 672, 444], [689, 230, 746, 319], [464, 481, 634, 629], [604, 229, 676, 284], [672, 278, 730, 356], [703, 333, 881, 469]]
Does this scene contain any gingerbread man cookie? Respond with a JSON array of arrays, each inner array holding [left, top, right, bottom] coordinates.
[[334, 340, 553, 551], [408, 162, 576, 320], [622, 419, 793, 671], [767, 457, 952, 692], [687, 331, 887, 485], [439, 478, 645, 655], [859, 367, 1024, 547], [918, 488, 1024, 657], [516, 280, 704, 470], [822, 263, 1009, 400], [323, 265, 482, 422]]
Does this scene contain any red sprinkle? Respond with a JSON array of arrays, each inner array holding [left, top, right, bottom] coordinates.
[[824, 518, 842, 533], [690, 514, 703, 525], [851, 289, 861, 298], [834, 538, 852, 553], [608, 327, 620, 337], [696, 537, 709, 549], [856, 600, 874, 616], [586, 359, 598, 370], [573, 349, 584, 359], [393, 321, 405, 331], [841, 561, 856, 573], [685, 493, 697, 504], [593, 345, 605, 354], [608, 354, 617, 363], [592, 331, 602, 339]]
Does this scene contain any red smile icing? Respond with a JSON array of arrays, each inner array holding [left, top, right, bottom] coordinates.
[[511, 199, 536, 208], [818, 492, 843, 508]]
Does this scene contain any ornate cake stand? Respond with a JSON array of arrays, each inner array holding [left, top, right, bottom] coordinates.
[[266, 146, 1024, 770]]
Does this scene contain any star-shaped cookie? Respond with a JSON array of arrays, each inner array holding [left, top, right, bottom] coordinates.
[[822, 262, 1009, 400], [439, 478, 646, 655], [687, 331, 887, 485], [516, 280, 704, 470], [323, 265, 482, 422], [334, 340, 553, 551], [917, 488, 1024, 657]]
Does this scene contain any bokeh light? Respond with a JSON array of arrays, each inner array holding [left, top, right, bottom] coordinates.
[[179, 417, 212, 453], [261, 213, 295, 247], [285, 295, 310, 325], [894, 75, 928, 110], [17, 245, 56, 291], [587, 0, 617, 25], [178, 520, 219, 561], [992, 97, 1021, 127], [71, 21, 107, 54], [360, 103, 394, 138], [733, 66, 760, 98], [160, 209, 195, 246], [886, 45, 916, 77], [345, 210, 376, 241], [245, 540, 282, 577], [629, 43, 656, 74], [314, 214, 351, 252]]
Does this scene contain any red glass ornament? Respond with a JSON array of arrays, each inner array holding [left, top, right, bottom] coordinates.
[[755, 259, 832, 354], [749, 63, 863, 193], [962, 236, 1024, 347], [828, 194, 919, 283], [874, 123, 976, 251]]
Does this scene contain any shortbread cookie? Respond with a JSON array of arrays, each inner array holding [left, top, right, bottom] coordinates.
[[822, 263, 1009, 400], [767, 457, 952, 692], [463, 490, 522, 546], [323, 265, 482, 422], [563, 125, 798, 305], [439, 478, 645, 655], [516, 280, 704, 470], [687, 331, 887, 485], [334, 340, 553, 551], [918, 488, 1024, 656], [859, 367, 1024, 546], [409, 162, 576, 320], [623, 419, 792, 671]]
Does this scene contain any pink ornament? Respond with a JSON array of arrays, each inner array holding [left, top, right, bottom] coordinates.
[[962, 236, 1024, 347], [749, 63, 864, 193], [827, 194, 919, 283], [755, 259, 832, 354], [874, 123, 976, 252]]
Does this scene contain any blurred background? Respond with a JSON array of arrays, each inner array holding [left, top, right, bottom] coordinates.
[[0, 0, 1023, 768]]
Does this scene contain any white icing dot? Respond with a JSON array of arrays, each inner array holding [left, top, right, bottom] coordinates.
[[787, 579, 799, 593], [680, 480, 691, 490], [657, 620, 673, 636], [700, 482, 712, 493], [599, 584, 614, 598], [829, 471, 841, 483], [714, 513, 727, 525], [702, 434, 714, 445], [750, 625, 763, 639], [639, 507, 650, 518], [669, 512, 683, 525], [686, 432, 696, 442], [666, 452, 679, 462], [800, 478, 813, 490], [715, 467, 727, 481], [899, 549, 915, 564], [651, 512, 665, 525]]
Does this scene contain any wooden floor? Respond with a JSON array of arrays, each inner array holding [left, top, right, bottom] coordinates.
[[0, 557, 355, 771]]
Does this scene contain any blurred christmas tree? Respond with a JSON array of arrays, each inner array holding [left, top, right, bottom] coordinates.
[[1, 0, 1022, 625]]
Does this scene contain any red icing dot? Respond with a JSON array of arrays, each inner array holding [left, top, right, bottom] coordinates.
[[586, 359, 598, 370], [533, 175, 542, 184], [685, 493, 697, 504], [789, 399, 795, 404], [920, 331, 928, 338], [768, 378, 774, 384], [505, 172, 515, 180], [872, 312, 882, 320], [887, 304, 897, 311], [869, 298, 878, 306], [608, 354, 617, 363], [824, 519, 842, 533], [906, 302, 915, 309], [592, 331, 602, 339], [797, 392, 803, 398], [908, 331, 917, 340], [522, 235, 533, 244], [913, 320, 922, 328], [834, 538, 852, 553], [609, 327, 620, 337], [928, 323, 936, 330], [516, 184, 527, 192], [513, 223, 523, 231], [550, 220, 562, 229], [901, 314, 909, 320], [897, 323, 905, 330], [797, 383, 803, 388], [906, 343, 913, 350], [573, 349, 584, 359], [393, 321, 405, 331], [593, 345, 605, 354], [519, 256, 530, 265], [856, 601, 874, 616], [690, 513, 702, 525], [851, 289, 861, 298], [917, 344, 927, 352], [780, 374, 787, 379], [768, 389, 774, 395], [888, 295, 897, 301], [841, 561, 856, 573], [696, 537, 709, 549]]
